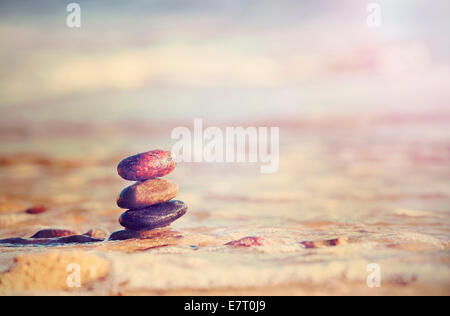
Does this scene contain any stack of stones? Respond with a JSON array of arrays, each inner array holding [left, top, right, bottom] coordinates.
[[109, 149, 187, 241]]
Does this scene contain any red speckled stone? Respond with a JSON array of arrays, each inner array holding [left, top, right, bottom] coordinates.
[[225, 236, 265, 247], [117, 150, 176, 181], [26, 205, 47, 214]]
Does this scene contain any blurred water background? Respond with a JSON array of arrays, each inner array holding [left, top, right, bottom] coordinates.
[[0, 0, 449, 125]]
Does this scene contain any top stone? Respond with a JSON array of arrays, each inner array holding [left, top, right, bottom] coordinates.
[[117, 150, 176, 181]]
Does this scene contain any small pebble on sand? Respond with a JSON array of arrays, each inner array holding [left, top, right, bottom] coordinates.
[[25, 205, 47, 214], [30, 229, 77, 239]]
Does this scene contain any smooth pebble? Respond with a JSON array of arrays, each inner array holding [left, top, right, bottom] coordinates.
[[119, 200, 187, 231], [117, 178, 178, 209], [117, 149, 175, 181]]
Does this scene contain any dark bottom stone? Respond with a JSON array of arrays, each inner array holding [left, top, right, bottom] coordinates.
[[108, 227, 181, 241], [108, 230, 140, 241], [119, 200, 187, 231], [0, 235, 103, 247]]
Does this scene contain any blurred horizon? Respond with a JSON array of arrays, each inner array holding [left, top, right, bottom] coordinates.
[[0, 0, 449, 127]]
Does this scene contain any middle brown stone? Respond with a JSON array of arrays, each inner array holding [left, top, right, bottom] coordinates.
[[117, 178, 178, 210]]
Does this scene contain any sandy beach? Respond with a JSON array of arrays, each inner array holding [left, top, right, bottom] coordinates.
[[0, 1, 449, 296]]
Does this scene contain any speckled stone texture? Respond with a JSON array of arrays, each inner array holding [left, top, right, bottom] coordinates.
[[117, 178, 178, 209], [117, 150, 176, 181]]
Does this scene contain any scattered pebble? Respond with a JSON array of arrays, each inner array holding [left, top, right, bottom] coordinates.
[[0, 237, 49, 246], [30, 229, 77, 239], [117, 178, 178, 209], [0, 235, 103, 246], [117, 149, 175, 181], [300, 237, 349, 249], [225, 236, 265, 247], [83, 228, 108, 240], [25, 205, 47, 214], [119, 200, 187, 231]]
